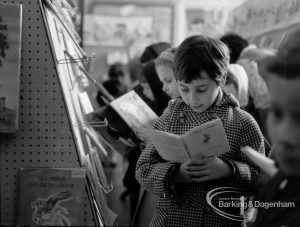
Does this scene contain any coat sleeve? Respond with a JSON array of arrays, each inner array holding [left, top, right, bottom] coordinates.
[[135, 111, 177, 197], [221, 111, 265, 191]]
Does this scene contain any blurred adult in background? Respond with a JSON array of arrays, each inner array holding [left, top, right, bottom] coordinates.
[[96, 62, 129, 106], [221, 33, 275, 140], [155, 47, 181, 100], [107, 62, 129, 88]]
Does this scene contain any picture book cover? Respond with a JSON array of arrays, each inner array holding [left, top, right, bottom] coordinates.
[[140, 118, 230, 162], [17, 167, 86, 226], [0, 3, 22, 133], [110, 90, 159, 132]]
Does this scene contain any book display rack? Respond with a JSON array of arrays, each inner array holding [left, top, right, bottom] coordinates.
[[0, 0, 114, 226]]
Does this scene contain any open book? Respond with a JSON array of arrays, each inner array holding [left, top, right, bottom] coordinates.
[[87, 90, 158, 155], [110, 90, 159, 131], [140, 118, 230, 163]]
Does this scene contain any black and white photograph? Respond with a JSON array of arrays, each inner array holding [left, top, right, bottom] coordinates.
[[1, 0, 300, 226]]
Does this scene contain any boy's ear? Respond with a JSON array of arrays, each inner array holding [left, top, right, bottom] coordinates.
[[219, 73, 227, 87]]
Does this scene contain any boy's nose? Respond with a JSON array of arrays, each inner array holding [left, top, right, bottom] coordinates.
[[189, 93, 199, 105]]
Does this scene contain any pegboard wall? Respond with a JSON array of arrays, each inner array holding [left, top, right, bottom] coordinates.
[[0, 0, 95, 225]]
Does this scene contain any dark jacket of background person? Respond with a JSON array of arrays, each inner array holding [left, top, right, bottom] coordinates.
[[251, 171, 300, 227], [120, 42, 172, 218], [130, 42, 172, 111], [122, 61, 171, 218], [102, 80, 127, 98], [141, 60, 171, 116], [127, 57, 154, 109]]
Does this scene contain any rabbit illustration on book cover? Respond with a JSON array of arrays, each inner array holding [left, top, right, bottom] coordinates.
[[31, 191, 73, 226]]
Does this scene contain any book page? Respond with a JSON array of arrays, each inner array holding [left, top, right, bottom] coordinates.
[[140, 128, 189, 163], [183, 118, 230, 157]]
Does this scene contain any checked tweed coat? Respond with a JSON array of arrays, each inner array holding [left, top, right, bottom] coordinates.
[[136, 92, 265, 227]]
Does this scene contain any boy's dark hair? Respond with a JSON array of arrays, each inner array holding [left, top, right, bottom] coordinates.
[[108, 63, 125, 80], [220, 33, 249, 63], [174, 35, 230, 84], [260, 29, 300, 79]]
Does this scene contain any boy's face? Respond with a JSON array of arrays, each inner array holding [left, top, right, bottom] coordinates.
[[178, 71, 220, 113], [156, 65, 181, 99], [268, 75, 300, 176]]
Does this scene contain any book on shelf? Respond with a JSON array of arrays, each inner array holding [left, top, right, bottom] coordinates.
[[17, 167, 86, 226], [140, 118, 230, 163]]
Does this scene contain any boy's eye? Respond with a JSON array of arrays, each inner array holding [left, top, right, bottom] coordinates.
[[196, 89, 207, 93]]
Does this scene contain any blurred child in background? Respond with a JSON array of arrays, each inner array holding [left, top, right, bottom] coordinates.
[[155, 47, 181, 100], [251, 29, 300, 227], [221, 33, 274, 140], [223, 64, 249, 108]]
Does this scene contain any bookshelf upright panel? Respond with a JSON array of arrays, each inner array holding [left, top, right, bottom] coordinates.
[[0, 0, 95, 225]]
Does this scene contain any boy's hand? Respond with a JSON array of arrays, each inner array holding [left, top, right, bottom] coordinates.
[[173, 160, 194, 183], [185, 156, 232, 182]]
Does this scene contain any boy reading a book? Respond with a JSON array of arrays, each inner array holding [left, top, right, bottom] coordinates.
[[136, 35, 265, 227], [251, 29, 300, 227]]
